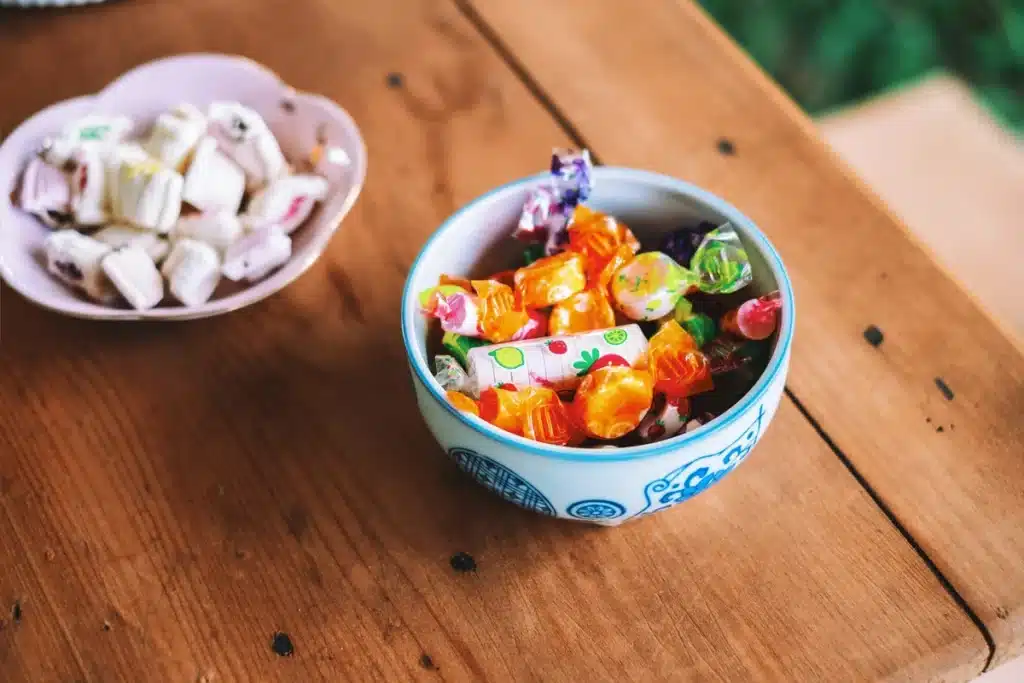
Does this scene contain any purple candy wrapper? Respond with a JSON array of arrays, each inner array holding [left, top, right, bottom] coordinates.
[[550, 148, 592, 206], [660, 220, 717, 267]]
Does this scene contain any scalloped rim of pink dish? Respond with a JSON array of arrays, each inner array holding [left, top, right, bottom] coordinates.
[[0, 53, 367, 321]]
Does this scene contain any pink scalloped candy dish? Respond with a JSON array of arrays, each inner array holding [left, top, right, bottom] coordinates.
[[0, 53, 367, 321]]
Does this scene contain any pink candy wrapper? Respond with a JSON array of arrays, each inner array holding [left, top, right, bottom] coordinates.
[[636, 395, 690, 443]]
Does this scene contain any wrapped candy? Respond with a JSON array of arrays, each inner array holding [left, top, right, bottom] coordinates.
[[566, 205, 640, 283], [465, 324, 647, 395], [93, 224, 170, 263], [221, 225, 292, 283], [446, 391, 480, 417], [441, 332, 489, 368], [244, 174, 329, 235], [513, 251, 587, 309], [610, 252, 689, 321], [523, 399, 585, 446], [672, 296, 716, 348], [143, 103, 207, 172], [161, 239, 222, 307], [18, 156, 71, 228], [550, 148, 593, 206], [721, 290, 782, 341], [572, 366, 654, 440], [69, 146, 109, 226], [101, 246, 164, 310], [660, 221, 716, 266], [173, 211, 244, 253], [473, 279, 530, 343], [511, 309, 548, 341], [647, 320, 713, 398], [43, 230, 116, 302], [704, 336, 769, 376], [421, 287, 481, 336], [636, 395, 691, 443], [207, 101, 287, 191], [478, 386, 558, 435], [181, 137, 246, 215], [548, 288, 616, 336], [688, 223, 752, 295], [513, 185, 567, 243], [434, 355, 473, 396], [111, 157, 184, 233], [40, 115, 134, 166]]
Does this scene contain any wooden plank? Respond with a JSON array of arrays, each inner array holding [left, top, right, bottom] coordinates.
[[0, 0, 988, 680], [0, 501, 88, 683], [465, 0, 1024, 665], [820, 72, 1024, 341]]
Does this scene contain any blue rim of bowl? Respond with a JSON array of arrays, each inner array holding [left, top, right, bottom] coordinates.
[[401, 167, 795, 463]]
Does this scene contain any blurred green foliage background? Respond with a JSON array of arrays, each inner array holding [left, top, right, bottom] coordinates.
[[699, 0, 1024, 129]]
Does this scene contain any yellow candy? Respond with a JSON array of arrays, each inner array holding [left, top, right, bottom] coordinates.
[[472, 279, 530, 343], [572, 366, 654, 440], [548, 288, 617, 336], [513, 251, 587, 308]]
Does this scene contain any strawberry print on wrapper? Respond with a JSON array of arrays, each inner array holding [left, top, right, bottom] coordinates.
[[465, 324, 648, 396]]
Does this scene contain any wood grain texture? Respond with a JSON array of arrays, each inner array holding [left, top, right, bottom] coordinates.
[[0, 0, 990, 680], [465, 0, 1024, 666]]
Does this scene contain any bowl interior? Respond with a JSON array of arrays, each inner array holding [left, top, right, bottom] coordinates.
[[402, 167, 793, 452], [0, 54, 366, 320]]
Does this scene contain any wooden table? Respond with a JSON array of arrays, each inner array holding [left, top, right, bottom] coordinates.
[[0, 1, 1021, 681]]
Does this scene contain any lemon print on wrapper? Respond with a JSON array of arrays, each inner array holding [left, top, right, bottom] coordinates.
[[490, 347, 525, 370], [603, 328, 628, 346]]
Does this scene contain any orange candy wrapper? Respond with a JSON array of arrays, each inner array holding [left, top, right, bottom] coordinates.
[[446, 390, 480, 417], [513, 251, 587, 308], [567, 206, 641, 285], [523, 400, 586, 446], [646, 320, 713, 398], [548, 288, 617, 336], [479, 386, 556, 434], [572, 366, 654, 439], [472, 279, 530, 343]]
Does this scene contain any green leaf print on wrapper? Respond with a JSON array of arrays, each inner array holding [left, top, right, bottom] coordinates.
[[490, 347, 525, 370], [573, 348, 601, 376]]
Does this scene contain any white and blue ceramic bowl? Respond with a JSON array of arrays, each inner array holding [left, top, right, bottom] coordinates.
[[401, 168, 794, 526]]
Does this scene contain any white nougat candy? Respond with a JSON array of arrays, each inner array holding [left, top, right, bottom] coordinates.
[[69, 146, 108, 226], [41, 115, 134, 166], [207, 101, 286, 191], [181, 136, 246, 214], [143, 103, 207, 172], [101, 246, 164, 310], [43, 230, 116, 302], [222, 225, 291, 283], [161, 239, 221, 307], [244, 174, 329, 235], [18, 156, 72, 228], [112, 157, 184, 233], [93, 224, 170, 263], [172, 211, 243, 252]]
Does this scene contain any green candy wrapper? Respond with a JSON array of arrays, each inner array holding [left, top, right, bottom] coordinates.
[[688, 223, 752, 295], [672, 296, 716, 347], [442, 332, 489, 368]]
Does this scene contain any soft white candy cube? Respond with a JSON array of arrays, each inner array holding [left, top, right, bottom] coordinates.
[[161, 239, 221, 307], [101, 246, 164, 310], [244, 174, 329, 235], [172, 211, 243, 252], [222, 225, 291, 283], [208, 101, 286, 191], [19, 156, 72, 228], [69, 146, 108, 226], [93, 224, 170, 263], [43, 230, 115, 302], [41, 115, 134, 166], [181, 137, 246, 214], [112, 157, 183, 233], [143, 103, 207, 172]]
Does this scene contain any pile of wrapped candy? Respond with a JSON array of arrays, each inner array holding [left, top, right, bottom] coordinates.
[[15, 102, 337, 310], [420, 149, 782, 448]]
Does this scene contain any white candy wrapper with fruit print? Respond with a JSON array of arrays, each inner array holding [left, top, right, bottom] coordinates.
[[465, 324, 648, 395]]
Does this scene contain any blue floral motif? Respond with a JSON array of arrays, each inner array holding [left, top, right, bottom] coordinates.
[[448, 447, 556, 516], [636, 404, 765, 518], [567, 499, 627, 520]]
